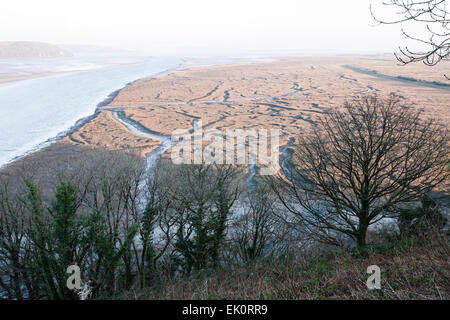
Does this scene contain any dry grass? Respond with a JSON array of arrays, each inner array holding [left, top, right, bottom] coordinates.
[[118, 233, 449, 300], [66, 56, 450, 157]]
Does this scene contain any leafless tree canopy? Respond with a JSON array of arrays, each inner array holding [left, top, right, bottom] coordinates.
[[270, 95, 448, 247], [371, 0, 450, 77]]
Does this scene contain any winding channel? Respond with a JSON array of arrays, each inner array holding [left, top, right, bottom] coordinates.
[[109, 82, 307, 191], [111, 111, 175, 173]]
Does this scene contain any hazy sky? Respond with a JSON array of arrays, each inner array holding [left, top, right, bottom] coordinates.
[[0, 0, 426, 55]]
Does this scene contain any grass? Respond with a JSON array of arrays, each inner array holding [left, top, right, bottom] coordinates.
[[117, 231, 449, 300]]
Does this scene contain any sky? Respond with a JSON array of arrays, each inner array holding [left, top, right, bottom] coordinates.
[[0, 0, 427, 56]]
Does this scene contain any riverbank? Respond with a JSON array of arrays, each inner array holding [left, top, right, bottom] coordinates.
[[0, 57, 182, 168], [2, 55, 449, 179], [0, 70, 78, 84], [67, 55, 449, 156]]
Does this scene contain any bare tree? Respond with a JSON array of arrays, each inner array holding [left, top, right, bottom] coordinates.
[[0, 181, 36, 299], [270, 95, 448, 247], [232, 185, 276, 264], [371, 0, 450, 78]]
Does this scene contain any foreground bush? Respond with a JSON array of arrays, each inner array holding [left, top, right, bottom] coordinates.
[[119, 232, 449, 300], [0, 142, 448, 300], [0, 151, 245, 299]]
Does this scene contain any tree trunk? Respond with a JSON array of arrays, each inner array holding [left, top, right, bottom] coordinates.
[[356, 220, 368, 247]]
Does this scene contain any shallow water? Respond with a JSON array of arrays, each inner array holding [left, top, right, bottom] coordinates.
[[0, 57, 181, 167], [111, 110, 175, 173]]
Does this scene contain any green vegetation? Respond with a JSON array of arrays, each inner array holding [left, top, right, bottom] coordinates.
[[0, 95, 448, 300]]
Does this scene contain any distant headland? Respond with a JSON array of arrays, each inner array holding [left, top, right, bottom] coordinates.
[[0, 41, 72, 59]]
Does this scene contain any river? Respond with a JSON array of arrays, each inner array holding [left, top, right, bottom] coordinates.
[[0, 56, 182, 167]]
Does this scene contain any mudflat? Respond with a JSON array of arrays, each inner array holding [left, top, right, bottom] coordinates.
[[62, 56, 449, 157], [3, 55, 449, 176]]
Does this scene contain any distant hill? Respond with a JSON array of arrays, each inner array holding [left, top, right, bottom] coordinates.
[[0, 41, 72, 59]]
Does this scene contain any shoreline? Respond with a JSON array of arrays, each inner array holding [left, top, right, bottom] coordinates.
[[0, 61, 186, 170], [0, 70, 80, 84], [0, 58, 152, 85], [3, 55, 449, 172], [0, 57, 265, 170], [62, 56, 281, 143]]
